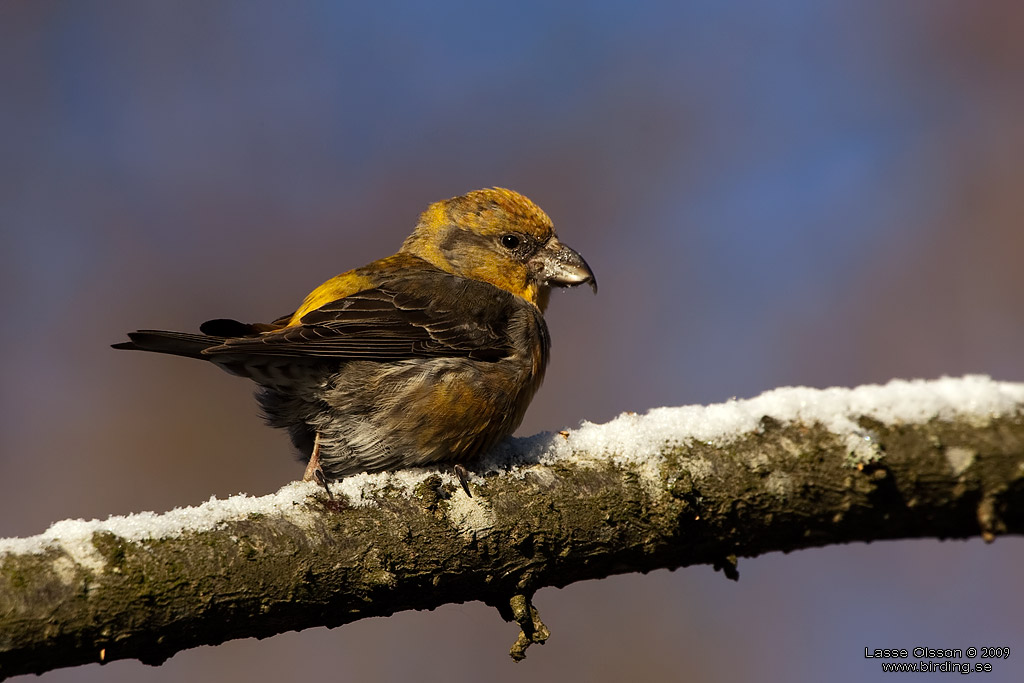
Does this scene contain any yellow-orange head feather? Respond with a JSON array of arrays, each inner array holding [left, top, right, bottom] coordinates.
[[402, 188, 592, 308]]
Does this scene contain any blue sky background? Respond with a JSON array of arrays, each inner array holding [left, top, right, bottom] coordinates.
[[2, 2, 1023, 681]]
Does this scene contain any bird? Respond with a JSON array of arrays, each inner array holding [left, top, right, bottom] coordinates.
[[113, 188, 595, 495]]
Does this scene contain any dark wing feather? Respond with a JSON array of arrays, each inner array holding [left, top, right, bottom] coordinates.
[[202, 280, 513, 363]]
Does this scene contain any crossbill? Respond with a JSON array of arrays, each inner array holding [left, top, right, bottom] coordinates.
[[114, 188, 595, 492]]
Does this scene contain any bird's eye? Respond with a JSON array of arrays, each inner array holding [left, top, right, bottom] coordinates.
[[500, 234, 521, 249]]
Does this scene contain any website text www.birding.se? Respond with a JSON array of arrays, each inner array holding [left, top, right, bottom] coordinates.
[[864, 646, 1010, 675]]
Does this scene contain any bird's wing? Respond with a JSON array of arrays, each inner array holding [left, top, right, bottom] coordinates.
[[202, 283, 513, 363]]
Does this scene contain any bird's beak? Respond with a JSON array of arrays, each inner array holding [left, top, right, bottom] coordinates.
[[533, 237, 598, 293]]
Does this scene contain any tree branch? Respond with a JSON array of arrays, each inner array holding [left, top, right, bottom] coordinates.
[[2, 376, 1023, 679]]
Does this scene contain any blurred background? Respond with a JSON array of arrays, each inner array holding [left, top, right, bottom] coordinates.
[[2, 1, 1023, 681]]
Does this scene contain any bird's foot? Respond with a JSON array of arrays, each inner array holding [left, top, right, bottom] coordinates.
[[453, 464, 472, 497], [302, 433, 333, 499]]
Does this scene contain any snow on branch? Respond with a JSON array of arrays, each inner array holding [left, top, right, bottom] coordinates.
[[2, 376, 1023, 678]]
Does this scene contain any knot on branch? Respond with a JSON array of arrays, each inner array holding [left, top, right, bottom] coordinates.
[[713, 554, 740, 581], [506, 593, 550, 662]]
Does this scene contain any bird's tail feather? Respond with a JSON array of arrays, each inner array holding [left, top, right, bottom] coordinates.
[[112, 330, 225, 359]]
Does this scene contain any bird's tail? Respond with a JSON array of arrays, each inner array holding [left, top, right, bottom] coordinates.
[[112, 330, 225, 359]]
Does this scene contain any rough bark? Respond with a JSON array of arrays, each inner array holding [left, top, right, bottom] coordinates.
[[1, 404, 1022, 678]]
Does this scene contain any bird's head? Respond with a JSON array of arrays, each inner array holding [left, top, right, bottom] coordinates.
[[401, 188, 596, 310]]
